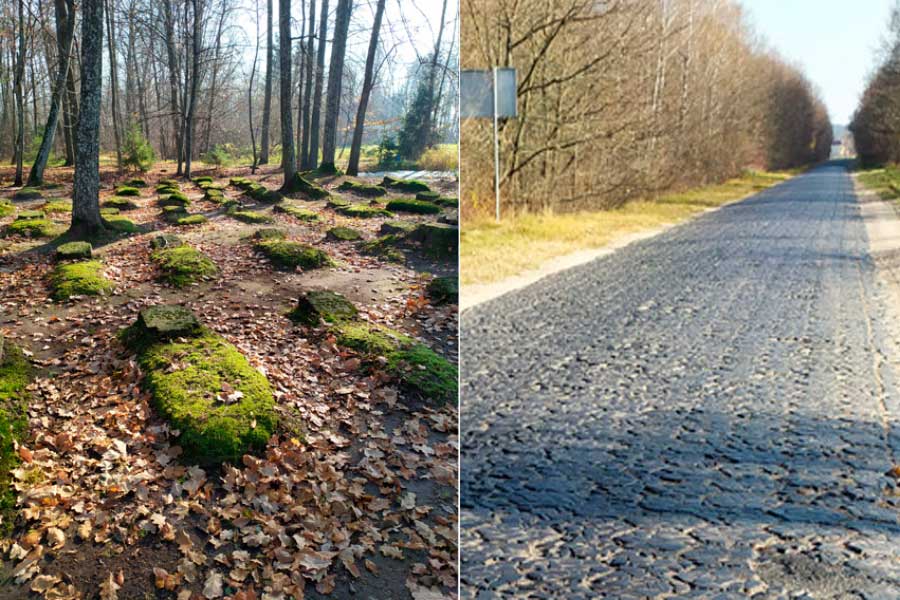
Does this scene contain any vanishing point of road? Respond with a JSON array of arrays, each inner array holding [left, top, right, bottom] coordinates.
[[461, 162, 900, 598]]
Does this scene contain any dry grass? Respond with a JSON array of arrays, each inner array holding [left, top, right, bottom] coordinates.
[[461, 170, 796, 286]]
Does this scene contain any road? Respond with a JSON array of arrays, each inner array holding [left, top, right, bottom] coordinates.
[[461, 162, 900, 598]]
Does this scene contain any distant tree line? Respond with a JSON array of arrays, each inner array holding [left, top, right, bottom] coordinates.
[[851, 2, 900, 167], [461, 0, 832, 217]]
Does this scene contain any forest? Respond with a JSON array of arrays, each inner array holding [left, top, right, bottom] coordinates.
[[460, 0, 833, 217], [0, 0, 459, 598]]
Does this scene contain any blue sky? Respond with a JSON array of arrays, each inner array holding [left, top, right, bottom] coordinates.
[[741, 0, 895, 125]]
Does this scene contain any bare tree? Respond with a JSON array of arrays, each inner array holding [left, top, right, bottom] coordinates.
[[13, 0, 25, 186], [307, 0, 328, 168], [183, 0, 202, 177], [347, 0, 385, 176], [260, 0, 273, 164], [320, 0, 352, 173], [278, 0, 296, 186]]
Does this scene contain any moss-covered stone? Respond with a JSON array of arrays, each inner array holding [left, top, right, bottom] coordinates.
[[387, 344, 457, 404], [415, 191, 441, 201], [229, 177, 252, 188], [327, 197, 352, 209], [152, 245, 218, 286], [338, 204, 393, 219], [3, 218, 60, 238], [105, 217, 139, 233], [130, 305, 202, 341], [409, 223, 458, 257], [156, 184, 180, 195], [56, 241, 93, 261], [326, 226, 363, 241], [103, 196, 139, 210], [274, 203, 319, 221], [17, 210, 46, 221], [100, 207, 120, 217], [334, 321, 413, 356], [121, 309, 276, 465], [427, 276, 458, 305], [436, 197, 458, 207], [255, 239, 333, 270], [151, 234, 184, 250], [115, 185, 141, 197], [0, 201, 13, 218], [252, 228, 286, 241], [42, 199, 72, 214], [381, 176, 430, 194], [385, 199, 441, 214], [0, 341, 31, 534], [337, 180, 387, 197], [177, 214, 208, 226], [158, 191, 190, 207], [50, 260, 114, 300], [380, 220, 416, 236], [360, 235, 405, 263], [282, 173, 329, 199], [289, 290, 358, 326], [159, 178, 180, 187], [192, 175, 214, 185], [230, 210, 273, 224], [204, 188, 226, 203], [162, 205, 189, 223], [13, 187, 43, 200], [127, 178, 147, 187]]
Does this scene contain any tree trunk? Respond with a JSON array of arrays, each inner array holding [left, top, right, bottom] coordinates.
[[203, 4, 227, 155], [70, 0, 107, 239], [14, 0, 25, 186], [347, 0, 384, 176], [61, 38, 78, 166], [28, 0, 76, 186], [249, 0, 261, 173], [162, 0, 183, 174], [320, 0, 352, 173], [300, 0, 316, 169], [278, 0, 296, 186], [184, 0, 201, 178], [308, 0, 328, 168], [260, 0, 273, 165], [105, 0, 123, 170]]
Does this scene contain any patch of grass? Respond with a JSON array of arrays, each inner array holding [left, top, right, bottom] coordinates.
[[0, 342, 31, 535], [326, 226, 363, 241], [177, 214, 208, 226], [255, 239, 333, 270], [289, 290, 358, 326], [152, 245, 218, 286], [4, 218, 61, 238], [42, 199, 72, 213], [274, 203, 319, 221], [50, 260, 114, 300], [123, 321, 276, 466], [857, 166, 900, 200], [105, 217, 139, 233], [386, 198, 442, 214], [230, 210, 273, 224], [103, 196, 139, 210], [337, 180, 387, 197], [338, 204, 393, 219], [56, 241, 92, 261], [461, 170, 795, 286], [416, 144, 458, 171], [115, 185, 141, 197]]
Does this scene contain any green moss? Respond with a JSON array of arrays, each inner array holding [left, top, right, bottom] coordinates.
[[338, 204, 393, 219], [150, 234, 184, 250], [158, 191, 190, 206], [0, 201, 13, 217], [127, 328, 276, 466], [326, 226, 363, 241], [42, 199, 72, 214], [290, 290, 358, 326], [162, 205, 189, 223], [381, 176, 430, 193], [105, 217, 139, 233], [385, 199, 441, 214], [334, 322, 413, 356], [152, 245, 218, 287], [13, 187, 43, 200], [100, 207, 120, 217], [388, 344, 457, 404], [229, 177, 252, 188], [56, 241, 92, 261], [50, 260, 114, 300], [231, 210, 273, 224], [192, 176, 214, 185], [103, 196, 139, 210], [255, 239, 333, 270], [436, 197, 458, 207], [4, 218, 61, 238], [380, 220, 416, 236], [127, 178, 147, 187], [415, 191, 440, 201], [156, 184, 180, 195], [360, 235, 405, 263], [282, 173, 329, 198], [0, 342, 31, 535], [159, 178, 180, 186], [327, 197, 352, 209], [204, 188, 226, 203], [410, 223, 458, 257], [177, 214, 207, 226], [426, 276, 458, 305], [252, 228, 286, 241], [115, 186, 141, 197], [274, 203, 319, 221], [17, 210, 46, 220], [337, 180, 387, 197]]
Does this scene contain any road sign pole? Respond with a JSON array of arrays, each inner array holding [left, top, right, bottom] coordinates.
[[493, 67, 501, 223]]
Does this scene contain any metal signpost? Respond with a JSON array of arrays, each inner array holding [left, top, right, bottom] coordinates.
[[461, 67, 517, 221]]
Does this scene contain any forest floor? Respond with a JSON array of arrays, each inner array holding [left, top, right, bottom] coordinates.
[[0, 161, 458, 600]]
